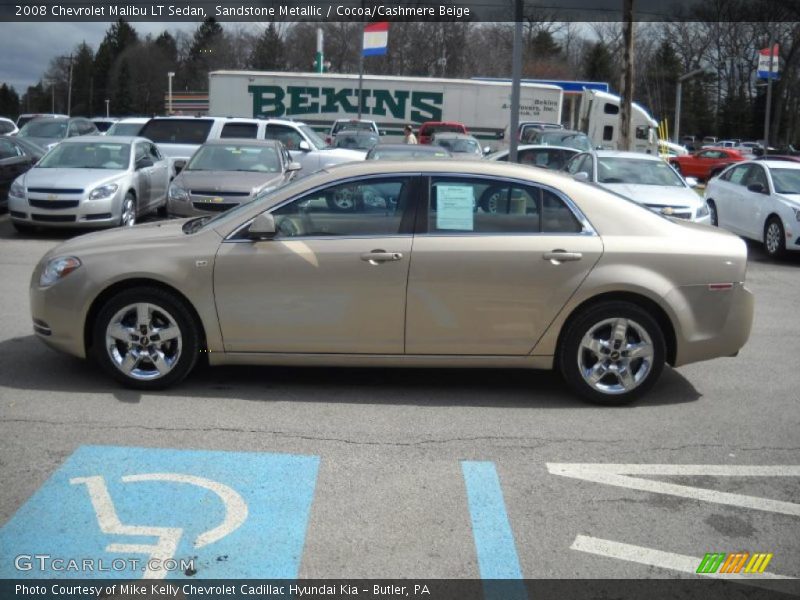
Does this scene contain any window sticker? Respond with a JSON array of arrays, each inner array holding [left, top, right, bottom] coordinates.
[[436, 184, 475, 231]]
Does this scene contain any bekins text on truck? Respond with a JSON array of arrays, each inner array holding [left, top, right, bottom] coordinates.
[[208, 71, 564, 143]]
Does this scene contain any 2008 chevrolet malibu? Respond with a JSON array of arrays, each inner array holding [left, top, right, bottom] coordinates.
[[29, 161, 754, 404]]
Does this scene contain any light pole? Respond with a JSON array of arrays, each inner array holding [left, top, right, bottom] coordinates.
[[105, 99, 110, 118], [763, 38, 776, 149], [58, 54, 74, 116], [167, 71, 175, 115], [673, 68, 704, 144]]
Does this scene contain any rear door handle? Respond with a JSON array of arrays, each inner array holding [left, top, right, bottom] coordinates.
[[543, 250, 583, 263], [361, 250, 404, 265]]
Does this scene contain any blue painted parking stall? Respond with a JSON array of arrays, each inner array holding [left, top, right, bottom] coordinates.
[[0, 446, 320, 580]]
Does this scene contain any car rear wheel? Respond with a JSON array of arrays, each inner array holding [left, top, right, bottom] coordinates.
[[119, 193, 136, 227], [707, 200, 718, 226], [559, 302, 666, 405], [764, 217, 786, 259], [92, 287, 199, 389]]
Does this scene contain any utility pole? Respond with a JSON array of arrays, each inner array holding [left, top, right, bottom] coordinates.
[[167, 72, 175, 115], [508, 0, 523, 163], [105, 99, 110, 118], [315, 28, 324, 74], [619, 0, 635, 151], [673, 68, 704, 143], [763, 37, 775, 149], [58, 54, 74, 115]]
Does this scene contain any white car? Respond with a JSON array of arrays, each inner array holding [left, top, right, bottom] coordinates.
[[105, 117, 149, 137], [565, 151, 711, 224], [705, 160, 800, 258], [326, 119, 381, 145]]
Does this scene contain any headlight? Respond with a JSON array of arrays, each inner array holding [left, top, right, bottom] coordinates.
[[696, 203, 710, 218], [39, 256, 81, 287], [9, 180, 25, 198], [88, 183, 118, 200], [169, 183, 189, 202]]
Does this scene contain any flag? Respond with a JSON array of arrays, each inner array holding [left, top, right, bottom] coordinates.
[[757, 45, 779, 79], [363, 22, 389, 57]]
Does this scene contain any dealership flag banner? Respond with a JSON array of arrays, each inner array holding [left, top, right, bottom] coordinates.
[[363, 22, 389, 56], [757, 45, 780, 79]]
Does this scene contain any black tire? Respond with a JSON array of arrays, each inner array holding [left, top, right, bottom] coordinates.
[[558, 301, 666, 405], [92, 287, 200, 390], [479, 186, 505, 214], [119, 192, 137, 227], [763, 216, 786, 259], [325, 189, 359, 212], [156, 202, 168, 218], [707, 199, 718, 227], [12, 221, 36, 235]]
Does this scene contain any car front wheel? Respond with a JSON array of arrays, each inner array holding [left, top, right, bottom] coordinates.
[[707, 200, 718, 226], [764, 217, 786, 259], [559, 302, 666, 405], [119, 193, 136, 227], [92, 287, 200, 389]]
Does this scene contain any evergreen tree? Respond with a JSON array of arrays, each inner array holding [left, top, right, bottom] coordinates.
[[582, 41, 615, 84], [249, 23, 286, 71], [0, 84, 21, 118], [93, 19, 139, 114], [71, 42, 95, 116], [183, 18, 224, 91]]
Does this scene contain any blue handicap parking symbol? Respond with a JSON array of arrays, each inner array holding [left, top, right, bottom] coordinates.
[[0, 445, 319, 579]]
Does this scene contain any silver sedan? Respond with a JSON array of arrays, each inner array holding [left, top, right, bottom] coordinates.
[[8, 136, 169, 233]]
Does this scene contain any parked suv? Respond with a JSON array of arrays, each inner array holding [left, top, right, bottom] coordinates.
[[17, 116, 98, 150], [140, 116, 365, 177]]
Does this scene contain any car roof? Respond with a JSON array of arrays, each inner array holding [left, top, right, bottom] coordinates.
[[64, 135, 140, 143], [434, 132, 475, 140], [202, 138, 282, 148], [593, 150, 662, 161], [114, 117, 151, 124], [370, 143, 448, 152], [758, 160, 800, 169]]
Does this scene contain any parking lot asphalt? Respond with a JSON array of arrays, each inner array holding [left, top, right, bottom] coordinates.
[[0, 212, 798, 583]]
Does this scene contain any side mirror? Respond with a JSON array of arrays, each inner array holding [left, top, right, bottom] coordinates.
[[173, 160, 186, 175], [298, 140, 311, 152], [483, 146, 492, 155], [247, 213, 277, 240], [747, 182, 767, 194], [573, 172, 589, 182], [287, 161, 302, 172], [685, 176, 699, 188], [136, 157, 154, 170]]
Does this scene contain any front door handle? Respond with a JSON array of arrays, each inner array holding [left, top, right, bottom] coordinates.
[[543, 250, 583, 263], [361, 250, 404, 265]]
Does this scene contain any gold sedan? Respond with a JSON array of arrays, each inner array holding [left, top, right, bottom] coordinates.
[[29, 160, 753, 404]]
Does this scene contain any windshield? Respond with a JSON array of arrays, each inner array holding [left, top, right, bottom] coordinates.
[[533, 131, 593, 151], [37, 142, 130, 169], [368, 148, 451, 160], [107, 122, 144, 136], [300, 125, 327, 150], [426, 124, 463, 135], [187, 144, 281, 173], [19, 120, 68, 139], [437, 138, 481, 154], [597, 157, 685, 186], [771, 169, 800, 194], [335, 132, 379, 150], [333, 121, 374, 134], [196, 174, 313, 233]]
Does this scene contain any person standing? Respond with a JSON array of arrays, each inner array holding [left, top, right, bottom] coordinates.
[[403, 125, 418, 144]]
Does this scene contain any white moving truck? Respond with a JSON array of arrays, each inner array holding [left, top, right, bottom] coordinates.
[[579, 89, 659, 154], [208, 71, 563, 144]]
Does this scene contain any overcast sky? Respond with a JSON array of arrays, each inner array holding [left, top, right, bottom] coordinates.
[[0, 22, 202, 94]]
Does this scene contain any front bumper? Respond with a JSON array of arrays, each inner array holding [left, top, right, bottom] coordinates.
[[29, 264, 91, 359], [168, 196, 248, 217], [9, 193, 122, 228]]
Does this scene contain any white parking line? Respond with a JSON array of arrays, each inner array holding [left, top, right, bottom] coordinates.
[[547, 464, 800, 516], [571, 535, 793, 580]]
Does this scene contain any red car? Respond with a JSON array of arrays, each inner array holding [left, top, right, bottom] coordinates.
[[670, 148, 746, 181], [417, 121, 468, 145]]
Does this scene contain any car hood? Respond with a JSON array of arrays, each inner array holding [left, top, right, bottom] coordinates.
[[43, 218, 208, 259], [22, 168, 127, 191], [600, 183, 702, 207], [776, 193, 800, 207], [319, 147, 367, 160], [175, 170, 286, 194]]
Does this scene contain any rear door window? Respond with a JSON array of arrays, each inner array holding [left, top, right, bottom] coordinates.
[[221, 122, 258, 139], [139, 119, 214, 144]]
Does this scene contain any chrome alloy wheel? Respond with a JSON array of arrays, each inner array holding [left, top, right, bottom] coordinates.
[[765, 221, 782, 255], [577, 317, 655, 395], [105, 303, 182, 380], [121, 195, 136, 227]]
